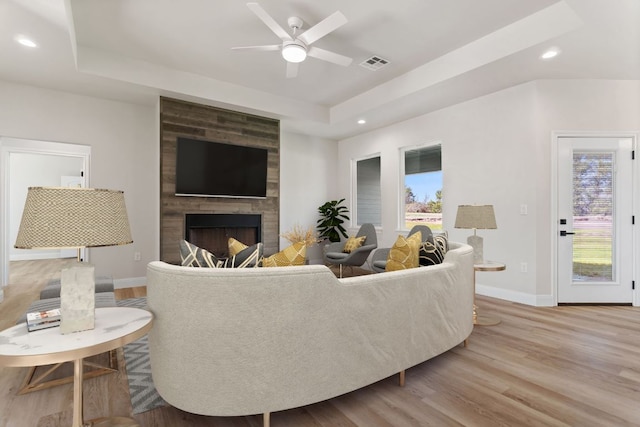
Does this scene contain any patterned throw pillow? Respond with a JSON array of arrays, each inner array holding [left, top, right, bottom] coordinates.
[[179, 240, 222, 268], [385, 231, 421, 271], [419, 240, 445, 266], [228, 237, 249, 257], [227, 242, 263, 268], [343, 236, 366, 253], [261, 242, 307, 267], [434, 232, 449, 254]]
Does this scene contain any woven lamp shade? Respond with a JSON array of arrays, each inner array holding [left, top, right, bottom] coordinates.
[[454, 205, 497, 230], [15, 187, 133, 249]]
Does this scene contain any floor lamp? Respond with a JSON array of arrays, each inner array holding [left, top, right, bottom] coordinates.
[[14, 187, 132, 333]]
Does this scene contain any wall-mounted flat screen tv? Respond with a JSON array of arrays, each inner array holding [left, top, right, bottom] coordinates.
[[175, 137, 268, 198]]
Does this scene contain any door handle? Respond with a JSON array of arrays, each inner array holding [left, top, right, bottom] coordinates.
[[560, 230, 575, 236]]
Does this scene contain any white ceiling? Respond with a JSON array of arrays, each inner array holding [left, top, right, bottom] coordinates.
[[1, 0, 638, 139]]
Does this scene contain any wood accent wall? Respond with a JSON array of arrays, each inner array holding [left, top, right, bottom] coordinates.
[[160, 97, 280, 264]]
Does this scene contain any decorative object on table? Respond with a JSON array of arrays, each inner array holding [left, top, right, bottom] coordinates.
[[14, 187, 133, 333], [454, 204, 497, 263], [26, 308, 61, 332], [317, 198, 350, 242]]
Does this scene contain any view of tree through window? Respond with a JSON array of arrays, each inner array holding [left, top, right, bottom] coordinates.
[[572, 151, 614, 281], [403, 145, 442, 230]]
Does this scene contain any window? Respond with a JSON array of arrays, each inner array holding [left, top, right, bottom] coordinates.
[[401, 144, 442, 231], [354, 155, 381, 226]]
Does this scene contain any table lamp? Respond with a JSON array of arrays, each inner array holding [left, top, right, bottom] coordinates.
[[454, 205, 497, 263], [14, 187, 132, 333]]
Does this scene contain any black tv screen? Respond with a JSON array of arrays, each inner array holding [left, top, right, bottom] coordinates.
[[175, 138, 268, 198]]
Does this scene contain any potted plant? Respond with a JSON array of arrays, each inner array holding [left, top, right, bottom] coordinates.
[[317, 199, 350, 243]]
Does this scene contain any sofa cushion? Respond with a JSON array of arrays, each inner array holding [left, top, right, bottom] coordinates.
[[180, 240, 222, 268], [343, 236, 366, 253], [227, 242, 263, 268], [385, 231, 421, 271], [261, 242, 306, 267]]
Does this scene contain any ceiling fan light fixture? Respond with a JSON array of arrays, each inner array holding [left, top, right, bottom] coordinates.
[[282, 42, 307, 63]]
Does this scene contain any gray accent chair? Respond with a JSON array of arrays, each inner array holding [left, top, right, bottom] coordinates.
[[371, 225, 434, 273], [323, 223, 378, 277]]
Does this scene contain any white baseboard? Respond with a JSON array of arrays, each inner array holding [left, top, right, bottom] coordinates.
[[476, 283, 555, 307]]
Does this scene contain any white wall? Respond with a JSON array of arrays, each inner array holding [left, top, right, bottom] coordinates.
[[9, 152, 84, 260], [0, 81, 158, 285], [280, 131, 339, 264], [338, 79, 640, 306]]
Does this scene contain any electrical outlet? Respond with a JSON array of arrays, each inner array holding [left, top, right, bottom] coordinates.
[[520, 204, 528, 215], [520, 262, 528, 273], [134, 252, 141, 261]]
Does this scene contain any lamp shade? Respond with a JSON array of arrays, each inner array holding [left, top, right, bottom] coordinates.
[[454, 205, 497, 230], [14, 187, 133, 249]]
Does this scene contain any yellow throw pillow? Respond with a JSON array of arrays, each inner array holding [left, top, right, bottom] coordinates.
[[343, 236, 366, 253], [228, 237, 248, 257], [261, 242, 307, 267], [385, 231, 421, 271]]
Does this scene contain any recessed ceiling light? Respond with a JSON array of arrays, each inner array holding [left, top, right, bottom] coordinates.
[[15, 36, 37, 48], [540, 47, 560, 60], [357, 119, 366, 125]]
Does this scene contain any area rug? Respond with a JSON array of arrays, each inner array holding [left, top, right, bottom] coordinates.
[[117, 297, 167, 414]]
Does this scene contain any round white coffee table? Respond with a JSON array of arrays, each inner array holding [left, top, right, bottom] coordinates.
[[0, 307, 153, 427]]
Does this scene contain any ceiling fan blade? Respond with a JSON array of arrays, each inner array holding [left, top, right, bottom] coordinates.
[[286, 61, 299, 78], [247, 2, 292, 41], [307, 46, 352, 67], [298, 11, 347, 45], [231, 44, 281, 52]]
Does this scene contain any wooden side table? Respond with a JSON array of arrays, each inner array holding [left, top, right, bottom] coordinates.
[[0, 307, 153, 427], [474, 261, 506, 326]]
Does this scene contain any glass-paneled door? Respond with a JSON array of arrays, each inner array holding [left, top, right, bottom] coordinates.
[[557, 137, 634, 303]]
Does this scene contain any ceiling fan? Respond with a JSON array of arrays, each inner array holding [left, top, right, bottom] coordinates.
[[232, 2, 353, 78]]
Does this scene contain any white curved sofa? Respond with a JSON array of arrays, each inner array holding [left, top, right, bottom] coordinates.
[[146, 241, 474, 426]]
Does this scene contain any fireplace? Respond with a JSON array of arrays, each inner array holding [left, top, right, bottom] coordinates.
[[185, 214, 262, 257]]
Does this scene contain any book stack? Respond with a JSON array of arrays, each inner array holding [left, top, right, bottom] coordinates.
[[26, 308, 61, 332]]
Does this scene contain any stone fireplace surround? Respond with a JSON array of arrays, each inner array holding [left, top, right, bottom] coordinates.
[[160, 97, 280, 264]]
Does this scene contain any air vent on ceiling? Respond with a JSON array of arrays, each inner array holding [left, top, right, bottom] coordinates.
[[359, 56, 390, 71]]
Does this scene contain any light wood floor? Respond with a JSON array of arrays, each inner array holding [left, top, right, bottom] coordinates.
[[2, 259, 640, 426]]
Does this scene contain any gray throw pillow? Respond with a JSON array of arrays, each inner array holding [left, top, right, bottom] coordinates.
[[227, 242, 263, 268], [179, 240, 222, 268]]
